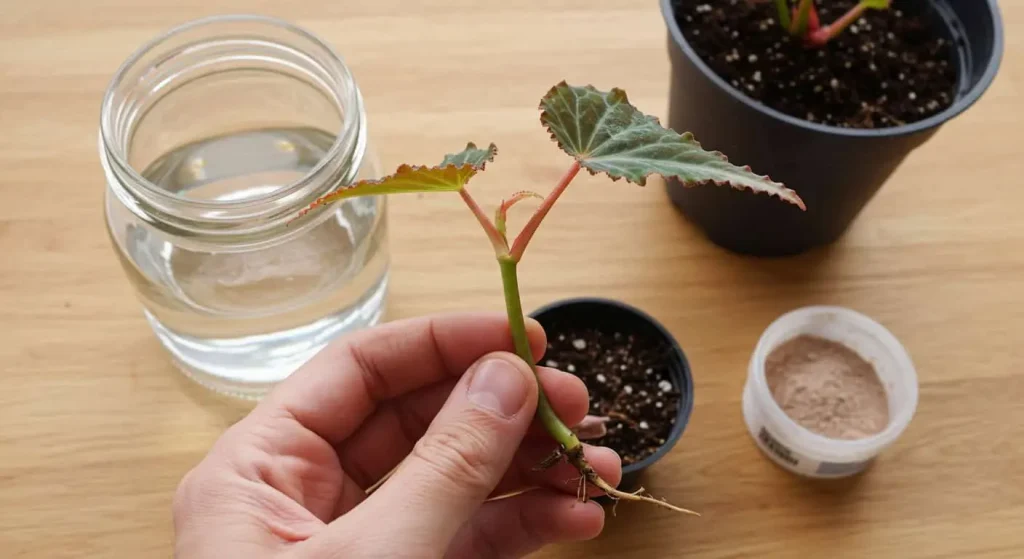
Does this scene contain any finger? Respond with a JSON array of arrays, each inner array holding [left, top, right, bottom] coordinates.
[[312, 352, 538, 554], [260, 313, 546, 445], [338, 366, 588, 488], [447, 491, 605, 559], [491, 444, 622, 499]]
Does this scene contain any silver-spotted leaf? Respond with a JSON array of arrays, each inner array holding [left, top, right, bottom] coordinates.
[[539, 82, 804, 209], [297, 142, 497, 218]]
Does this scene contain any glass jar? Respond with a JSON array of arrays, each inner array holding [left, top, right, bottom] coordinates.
[[100, 15, 386, 398]]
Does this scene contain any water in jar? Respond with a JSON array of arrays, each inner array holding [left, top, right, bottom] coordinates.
[[112, 126, 387, 397]]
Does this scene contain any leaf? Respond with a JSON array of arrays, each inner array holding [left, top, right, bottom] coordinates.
[[495, 190, 544, 237], [296, 142, 497, 218], [538, 82, 805, 210], [861, 0, 890, 9], [440, 142, 499, 168]]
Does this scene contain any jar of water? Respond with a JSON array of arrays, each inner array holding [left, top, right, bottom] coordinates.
[[100, 15, 386, 398]]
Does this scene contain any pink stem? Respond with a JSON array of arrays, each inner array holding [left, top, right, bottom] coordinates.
[[509, 161, 582, 262], [808, 2, 868, 45], [806, 2, 821, 32], [459, 189, 509, 255]]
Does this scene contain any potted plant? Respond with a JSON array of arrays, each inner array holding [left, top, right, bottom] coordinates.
[[661, 0, 1003, 256], [297, 81, 804, 514], [530, 298, 695, 494]]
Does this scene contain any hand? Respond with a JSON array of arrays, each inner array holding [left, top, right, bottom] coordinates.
[[173, 312, 622, 558]]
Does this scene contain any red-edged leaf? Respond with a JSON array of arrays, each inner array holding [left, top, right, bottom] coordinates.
[[296, 142, 497, 219]]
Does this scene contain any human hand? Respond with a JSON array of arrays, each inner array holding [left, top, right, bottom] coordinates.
[[173, 312, 622, 558]]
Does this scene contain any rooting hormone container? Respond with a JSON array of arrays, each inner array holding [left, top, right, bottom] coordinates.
[[742, 306, 919, 478]]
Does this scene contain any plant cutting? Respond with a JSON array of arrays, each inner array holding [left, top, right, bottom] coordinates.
[[531, 297, 696, 493], [662, 0, 1003, 256], [297, 81, 804, 513]]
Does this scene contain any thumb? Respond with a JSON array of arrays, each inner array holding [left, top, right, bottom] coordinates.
[[321, 352, 539, 554]]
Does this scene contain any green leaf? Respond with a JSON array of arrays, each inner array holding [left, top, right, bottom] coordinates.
[[538, 82, 805, 210], [861, 0, 890, 9], [440, 142, 499, 168], [297, 142, 497, 218]]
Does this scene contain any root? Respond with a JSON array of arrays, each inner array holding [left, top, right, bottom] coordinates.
[[576, 474, 588, 503], [563, 445, 700, 517], [588, 474, 700, 516], [534, 444, 566, 471]]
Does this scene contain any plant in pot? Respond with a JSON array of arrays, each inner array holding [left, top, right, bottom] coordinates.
[[661, 0, 1003, 256], [530, 298, 696, 494], [297, 81, 804, 513]]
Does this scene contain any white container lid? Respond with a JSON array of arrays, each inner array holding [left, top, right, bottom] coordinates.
[[742, 306, 919, 478]]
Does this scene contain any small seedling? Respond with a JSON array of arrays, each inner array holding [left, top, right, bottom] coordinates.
[[297, 82, 805, 513], [774, 0, 891, 47]]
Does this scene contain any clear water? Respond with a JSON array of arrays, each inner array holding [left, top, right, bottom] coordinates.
[[120, 127, 387, 398]]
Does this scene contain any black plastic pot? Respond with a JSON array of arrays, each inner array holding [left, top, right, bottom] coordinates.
[[661, 0, 1004, 256], [529, 297, 694, 492]]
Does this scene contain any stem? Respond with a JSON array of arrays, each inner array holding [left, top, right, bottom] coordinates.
[[498, 257, 580, 451], [509, 161, 581, 262], [790, 0, 813, 36], [460, 189, 509, 256], [808, 1, 868, 45], [774, 0, 791, 30], [497, 233, 697, 516]]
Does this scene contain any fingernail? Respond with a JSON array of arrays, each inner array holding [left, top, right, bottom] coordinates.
[[467, 358, 529, 418]]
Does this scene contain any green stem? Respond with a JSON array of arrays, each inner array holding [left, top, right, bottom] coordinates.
[[791, 0, 813, 36], [774, 0, 792, 30], [498, 256, 581, 452]]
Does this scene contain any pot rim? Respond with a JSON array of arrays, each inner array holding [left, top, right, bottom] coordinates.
[[659, 0, 1004, 138], [529, 297, 694, 474]]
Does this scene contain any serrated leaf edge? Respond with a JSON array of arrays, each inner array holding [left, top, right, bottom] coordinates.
[[440, 142, 499, 170], [538, 82, 805, 210], [585, 133, 805, 210], [295, 142, 498, 219], [332, 141, 497, 193]]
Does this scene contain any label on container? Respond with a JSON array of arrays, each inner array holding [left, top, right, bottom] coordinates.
[[752, 425, 871, 478], [814, 459, 872, 477], [757, 427, 799, 467], [743, 386, 874, 478]]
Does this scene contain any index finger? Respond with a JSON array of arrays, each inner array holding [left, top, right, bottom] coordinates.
[[258, 312, 547, 445]]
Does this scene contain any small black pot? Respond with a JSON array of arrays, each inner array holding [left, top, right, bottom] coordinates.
[[529, 297, 694, 492], [661, 0, 1004, 256]]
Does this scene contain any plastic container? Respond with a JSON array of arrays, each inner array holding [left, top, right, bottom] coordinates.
[[742, 306, 919, 478], [530, 297, 694, 491], [660, 0, 1004, 256]]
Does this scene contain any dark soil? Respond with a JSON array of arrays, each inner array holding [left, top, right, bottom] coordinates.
[[672, 0, 959, 128], [543, 326, 682, 466]]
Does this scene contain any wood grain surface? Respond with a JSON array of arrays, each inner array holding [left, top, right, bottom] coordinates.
[[2, 1, 1023, 557]]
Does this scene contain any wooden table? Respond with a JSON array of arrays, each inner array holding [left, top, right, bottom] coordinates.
[[2, 1, 1023, 557]]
